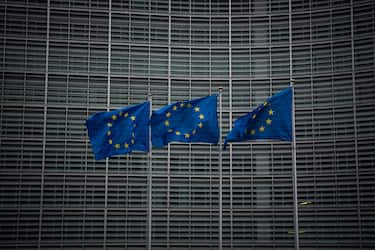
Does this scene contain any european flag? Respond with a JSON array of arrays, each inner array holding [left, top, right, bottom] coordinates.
[[151, 95, 219, 148], [86, 102, 150, 160], [224, 87, 293, 149]]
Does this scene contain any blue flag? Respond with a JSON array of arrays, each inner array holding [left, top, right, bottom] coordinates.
[[86, 102, 150, 160], [151, 95, 219, 148], [224, 87, 293, 149]]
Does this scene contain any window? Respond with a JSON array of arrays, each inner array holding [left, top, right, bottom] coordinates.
[[112, 13, 129, 43], [251, 16, 269, 45], [312, 10, 331, 41], [171, 16, 190, 45], [271, 15, 289, 44], [150, 15, 168, 44], [171, 48, 189, 77], [231, 17, 250, 46], [211, 17, 229, 46], [191, 17, 209, 45], [191, 48, 209, 77], [131, 14, 149, 44], [251, 48, 270, 77], [211, 49, 229, 77], [232, 48, 250, 77], [292, 13, 311, 43]]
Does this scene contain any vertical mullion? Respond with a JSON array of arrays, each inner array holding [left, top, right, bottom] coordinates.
[[209, 19, 213, 83], [289, 0, 300, 249], [21, 10, 28, 246], [267, 13, 274, 92], [38, 0, 50, 249], [309, 8, 314, 149], [104, 1, 112, 249], [0, 3, 6, 145], [24, 6, 28, 105], [218, 87, 223, 250], [148, 2, 152, 250], [84, 2, 92, 245], [1, 3, 6, 105], [63, 7, 70, 242], [188, 1, 192, 246], [167, 0, 171, 248], [228, 0, 233, 249], [208, 0, 213, 245], [148, 98, 152, 250], [188, 3, 192, 245], [350, 0, 362, 246], [128, 6, 131, 105]]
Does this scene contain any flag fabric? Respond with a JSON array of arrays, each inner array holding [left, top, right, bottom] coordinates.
[[151, 95, 219, 148], [86, 102, 150, 160], [224, 87, 293, 149]]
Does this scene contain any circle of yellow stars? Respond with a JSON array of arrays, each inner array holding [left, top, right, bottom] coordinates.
[[245, 101, 274, 136], [106, 111, 136, 150], [163, 102, 204, 138]]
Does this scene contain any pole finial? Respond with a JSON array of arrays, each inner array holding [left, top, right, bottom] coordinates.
[[290, 79, 296, 87]]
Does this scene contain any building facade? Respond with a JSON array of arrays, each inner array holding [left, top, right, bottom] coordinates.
[[0, 0, 375, 249]]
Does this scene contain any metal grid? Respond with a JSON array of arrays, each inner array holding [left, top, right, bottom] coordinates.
[[0, 0, 375, 249]]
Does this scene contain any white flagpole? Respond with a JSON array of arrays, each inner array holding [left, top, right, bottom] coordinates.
[[218, 87, 223, 250], [148, 93, 153, 250], [290, 80, 300, 250]]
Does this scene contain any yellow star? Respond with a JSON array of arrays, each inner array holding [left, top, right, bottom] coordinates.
[[180, 103, 185, 108], [266, 118, 272, 125], [124, 113, 128, 117], [115, 143, 120, 149], [108, 139, 113, 144], [112, 115, 117, 120], [164, 120, 170, 127], [184, 133, 190, 138], [124, 143, 129, 148], [199, 114, 204, 120], [192, 129, 196, 135], [252, 114, 256, 120], [130, 116, 136, 121], [194, 107, 200, 112], [198, 122, 203, 128], [251, 129, 255, 135], [268, 109, 274, 115], [259, 126, 265, 132], [175, 131, 181, 135], [263, 101, 268, 107], [107, 122, 112, 127], [166, 112, 171, 118], [107, 131, 111, 136], [173, 106, 177, 111]]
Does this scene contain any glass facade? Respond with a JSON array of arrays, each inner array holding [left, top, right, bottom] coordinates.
[[0, 0, 374, 249]]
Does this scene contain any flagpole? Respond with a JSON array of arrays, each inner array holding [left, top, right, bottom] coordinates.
[[218, 87, 223, 250], [148, 93, 152, 250], [290, 80, 300, 250]]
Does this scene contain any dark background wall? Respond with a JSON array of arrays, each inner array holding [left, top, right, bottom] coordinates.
[[0, 0, 374, 249]]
